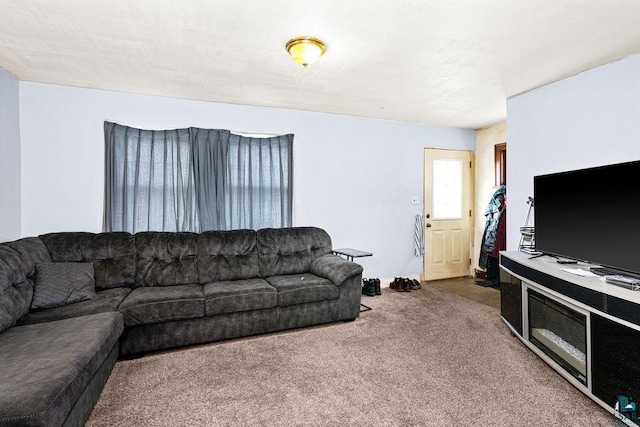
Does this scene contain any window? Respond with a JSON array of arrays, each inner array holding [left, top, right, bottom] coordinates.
[[224, 133, 293, 230], [432, 158, 463, 220], [494, 143, 506, 186], [104, 122, 293, 233]]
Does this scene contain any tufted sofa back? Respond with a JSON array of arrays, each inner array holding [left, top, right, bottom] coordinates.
[[256, 227, 332, 277], [134, 232, 198, 287], [21, 227, 331, 291], [0, 237, 51, 332], [198, 230, 259, 283], [39, 232, 136, 290]]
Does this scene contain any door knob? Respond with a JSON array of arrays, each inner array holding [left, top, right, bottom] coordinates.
[[426, 223, 432, 227]]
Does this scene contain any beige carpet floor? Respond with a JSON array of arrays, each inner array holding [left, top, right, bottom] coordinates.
[[87, 285, 618, 426]]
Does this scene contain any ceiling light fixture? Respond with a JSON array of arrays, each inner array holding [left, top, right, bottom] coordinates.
[[285, 37, 326, 67]]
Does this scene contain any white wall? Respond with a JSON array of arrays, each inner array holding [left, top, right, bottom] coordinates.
[[474, 122, 506, 271], [18, 82, 475, 279], [0, 69, 21, 241], [507, 53, 640, 250]]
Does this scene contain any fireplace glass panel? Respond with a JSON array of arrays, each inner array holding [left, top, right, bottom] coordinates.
[[528, 289, 587, 385]]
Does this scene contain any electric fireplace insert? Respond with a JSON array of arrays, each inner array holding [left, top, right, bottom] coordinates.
[[527, 288, 588, 385]]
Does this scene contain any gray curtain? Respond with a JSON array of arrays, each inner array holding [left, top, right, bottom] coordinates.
[[225, 132, 293, 230], [191, 128, 231, 231], [104, 122, 197, 233], [104, 122, 293, 233]]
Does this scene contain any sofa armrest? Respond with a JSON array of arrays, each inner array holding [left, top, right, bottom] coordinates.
[[310, 254, 363, 286]]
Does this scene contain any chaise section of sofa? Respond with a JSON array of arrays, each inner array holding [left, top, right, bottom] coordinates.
[[0, 237, 124, 427], [0, 313, 123, 427]]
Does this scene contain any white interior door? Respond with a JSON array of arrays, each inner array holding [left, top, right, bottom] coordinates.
[[422, 148, 473, 281]]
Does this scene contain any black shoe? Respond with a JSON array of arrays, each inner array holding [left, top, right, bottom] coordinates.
[[374, 278, 381, 295], [362, 279, 376, 297], [409, 279, 422, 290]]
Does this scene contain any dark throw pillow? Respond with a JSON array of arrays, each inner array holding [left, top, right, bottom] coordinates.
[[31, 262, 97, 310]]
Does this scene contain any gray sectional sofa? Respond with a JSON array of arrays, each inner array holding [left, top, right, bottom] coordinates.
[[0, 227, 363, 427]]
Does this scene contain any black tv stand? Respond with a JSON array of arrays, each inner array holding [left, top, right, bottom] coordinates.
[[500, 251, 640, 422]]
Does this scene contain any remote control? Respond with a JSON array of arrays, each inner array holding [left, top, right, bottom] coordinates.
[[605, 275, 640, 291]]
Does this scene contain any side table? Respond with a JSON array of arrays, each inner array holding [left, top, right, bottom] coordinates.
[[332, 248, 373, 312]]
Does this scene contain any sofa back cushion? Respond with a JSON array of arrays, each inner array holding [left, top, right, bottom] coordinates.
[[0, 237, 52, 332], [135, 232, 198, 286], [39, 232, 135, 290], [198, 230, 259, 283], [257, 227, 332, 277]]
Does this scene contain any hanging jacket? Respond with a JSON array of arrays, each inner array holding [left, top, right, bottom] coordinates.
[[490, 208, 506, 258], [479, 185, 506, 268]]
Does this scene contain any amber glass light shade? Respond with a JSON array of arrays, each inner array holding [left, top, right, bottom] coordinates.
[[286, 37, 326, 66]]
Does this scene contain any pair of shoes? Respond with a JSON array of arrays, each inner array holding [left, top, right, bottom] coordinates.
[[371, 278, 381, 295], [390, 277, 422, 292], [389, 277, 403, 292], [390, 277, 410, 292], [362, 279, 375, 296], [362, 278, 381, 297], [390, 277, 409, 292]]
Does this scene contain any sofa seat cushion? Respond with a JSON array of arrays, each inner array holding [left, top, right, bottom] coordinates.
[[16, 288, 131, 326], [119, 284, 204, 327], [266, 274, 339, 307], [0, 312, 123, 427], [203, 278, 277, 316]]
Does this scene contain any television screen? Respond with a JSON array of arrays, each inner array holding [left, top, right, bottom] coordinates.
[[534, 160, 640, 276]]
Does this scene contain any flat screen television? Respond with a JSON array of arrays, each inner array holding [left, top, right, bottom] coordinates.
[[534, 160, 640, 277]]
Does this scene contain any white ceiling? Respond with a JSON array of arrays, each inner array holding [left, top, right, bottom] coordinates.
[[2, 1, 640, 129]]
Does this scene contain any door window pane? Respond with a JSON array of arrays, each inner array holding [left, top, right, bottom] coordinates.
[[433, 159, 462, 219]]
